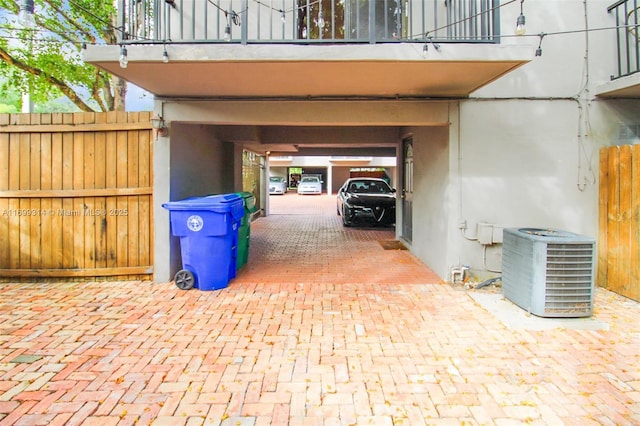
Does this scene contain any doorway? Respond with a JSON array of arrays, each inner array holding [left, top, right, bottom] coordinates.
[[402, 137, 413, 243]]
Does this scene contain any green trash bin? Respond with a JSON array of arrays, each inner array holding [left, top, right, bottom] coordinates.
[[236, 191, 258, 270]]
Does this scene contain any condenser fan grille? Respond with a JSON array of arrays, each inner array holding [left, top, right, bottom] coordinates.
[[544, 243, 594, 315]]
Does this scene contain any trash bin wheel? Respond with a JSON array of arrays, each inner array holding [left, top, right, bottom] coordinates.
[[174, 269, 195, 290]]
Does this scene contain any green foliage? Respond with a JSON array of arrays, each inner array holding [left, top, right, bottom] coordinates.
[[0, 0, 123, 111], [0, 75, 79, 112], [36, 96, 81, 113], [0, 77, 20, 111], [0, 104, 18, 113]]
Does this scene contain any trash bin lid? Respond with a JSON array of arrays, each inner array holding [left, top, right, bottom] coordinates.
[[162, 193, 243, 213], [236, 191, 253, 199], [236, 191, 259, 214]]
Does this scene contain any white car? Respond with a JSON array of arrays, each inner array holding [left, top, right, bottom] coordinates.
[[297, 176, 322, 195], [269, 176, 287, 195]]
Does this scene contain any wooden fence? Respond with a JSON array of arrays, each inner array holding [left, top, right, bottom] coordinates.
[[0, 112, 153, 282], [599, 144, 640, 302]]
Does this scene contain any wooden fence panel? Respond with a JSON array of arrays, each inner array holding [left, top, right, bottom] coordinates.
[[633, 144, 640, 294], [599, 145, 640, 302], [0, 112, 154, 281]]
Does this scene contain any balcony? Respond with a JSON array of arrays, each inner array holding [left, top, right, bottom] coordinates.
[[118, 0, 500, 44], [84, 0, 533, 99], [597, 0, 640, 98]]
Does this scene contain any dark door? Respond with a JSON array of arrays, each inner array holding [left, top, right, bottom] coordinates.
[[402, 138, 413, 242]]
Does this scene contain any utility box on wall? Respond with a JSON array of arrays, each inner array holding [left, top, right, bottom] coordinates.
[[502, 228, 595, 318], [477, 222, 494, 245]]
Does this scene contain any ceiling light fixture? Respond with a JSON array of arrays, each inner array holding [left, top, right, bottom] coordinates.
[[515, 0, 526, 35], [430, 37, 441, 52], [18, 0, 36, 28], [535, 32, 545, 56], [422, 35, 440, 55], [162, 46, 169, 63], [119, 45, 128, 69], [318, 0, 325, 28]]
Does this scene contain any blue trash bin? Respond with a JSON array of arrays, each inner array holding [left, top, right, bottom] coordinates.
[[162, 194, 244, 291]]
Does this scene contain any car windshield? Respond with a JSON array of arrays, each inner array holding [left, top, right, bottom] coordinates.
[[347, 180, 392, 194], [301, 177, 319, 183], [270, 177, 285, 182]]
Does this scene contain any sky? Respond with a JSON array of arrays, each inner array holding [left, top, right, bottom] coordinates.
[[127, 84, 154, 111]]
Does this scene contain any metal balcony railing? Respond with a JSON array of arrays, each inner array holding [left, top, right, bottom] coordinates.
[[608, 0, 640, 79], [117, 0, 501, 45]]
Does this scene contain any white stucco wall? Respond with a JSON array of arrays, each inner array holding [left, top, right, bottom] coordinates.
[[429, 0, 640, 281], [408, 126, 452, 280], [154, 123, 238, 282], [332, 167, 352, 192], [269, 167, 288, 180], [450, 100, 601, 279], [169, 124, 236, 199]]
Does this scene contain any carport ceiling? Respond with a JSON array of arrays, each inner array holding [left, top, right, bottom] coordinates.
[[85, 43, 533, 99], [213, 125, 401, 156], [103, 60, 521, 98]]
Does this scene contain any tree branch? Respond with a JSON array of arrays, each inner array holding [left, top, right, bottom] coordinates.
[[0, 45, 96, 112], [90, 68, 108, 112], [41, 0, 98, 44]]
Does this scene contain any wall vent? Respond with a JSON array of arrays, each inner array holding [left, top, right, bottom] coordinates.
[[502, 228, 595, 318]]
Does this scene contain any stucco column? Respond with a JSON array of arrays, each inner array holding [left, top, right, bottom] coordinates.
[[153, 127, 172, 283], [263, 154, 270, 216]]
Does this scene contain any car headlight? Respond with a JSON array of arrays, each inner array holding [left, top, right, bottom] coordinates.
[[344, 196, 364, 208]]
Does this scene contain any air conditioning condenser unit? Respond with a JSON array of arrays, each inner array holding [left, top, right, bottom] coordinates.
[[502, 228, 595, 318]]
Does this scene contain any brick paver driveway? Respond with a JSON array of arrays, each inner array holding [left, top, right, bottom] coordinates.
[[1, 195, 639, 425]]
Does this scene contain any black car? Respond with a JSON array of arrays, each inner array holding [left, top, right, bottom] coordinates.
[[336, 178, 396, 227]]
